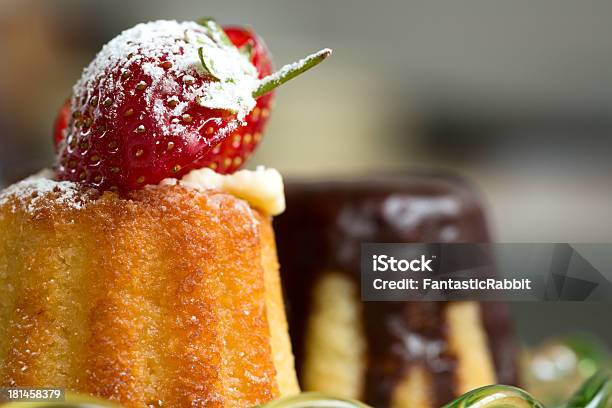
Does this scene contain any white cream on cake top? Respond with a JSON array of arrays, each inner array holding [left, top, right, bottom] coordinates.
[[1, 168, 285, 216], [162, 166, 285, 215]]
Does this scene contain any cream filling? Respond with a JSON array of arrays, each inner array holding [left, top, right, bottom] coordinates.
[[162, 166, 285, 216], [3, 167, 285, 216]]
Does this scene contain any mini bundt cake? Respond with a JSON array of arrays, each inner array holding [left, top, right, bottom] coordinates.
[[0, 173, 299, 407], [0, 12, 333, 407], [274, 174, 518, 408]]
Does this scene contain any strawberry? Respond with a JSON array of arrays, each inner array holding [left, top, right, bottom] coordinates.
[[54, 19, 330, 191], [53, 98, 71, 152], [191, 26, 274, 173]]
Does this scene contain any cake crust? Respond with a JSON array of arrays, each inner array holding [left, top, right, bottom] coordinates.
[[0, 181, 297, 407]]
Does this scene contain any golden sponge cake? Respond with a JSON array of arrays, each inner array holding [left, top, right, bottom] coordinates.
[[0, 175, 299, 407]]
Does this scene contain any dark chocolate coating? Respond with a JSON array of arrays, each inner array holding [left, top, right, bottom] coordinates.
[[274, 174, 518, 407]]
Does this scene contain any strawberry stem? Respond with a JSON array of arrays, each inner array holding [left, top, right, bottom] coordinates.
[[253, 48, 332, 98], [197, 17, 233, 47]]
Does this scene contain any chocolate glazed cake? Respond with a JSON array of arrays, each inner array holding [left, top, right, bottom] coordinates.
[[274, 174, 517, 408]]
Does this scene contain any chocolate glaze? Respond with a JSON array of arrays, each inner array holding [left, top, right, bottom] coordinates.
[[274, 173, 518, 407], [481, 301, 518, 386]]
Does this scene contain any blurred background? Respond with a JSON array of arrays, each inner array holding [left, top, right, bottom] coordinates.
[[0, 0, 611, 356]]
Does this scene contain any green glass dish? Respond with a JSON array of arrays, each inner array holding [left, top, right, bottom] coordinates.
[[258, 392, 371, 408], [563, 370, 612, 408], [2, 370, 610, 408], [441, 385, 545, 408]]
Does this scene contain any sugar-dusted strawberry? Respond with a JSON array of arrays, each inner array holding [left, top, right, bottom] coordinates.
[[191, 26, 274, 173], [54, 19, 330, 191]]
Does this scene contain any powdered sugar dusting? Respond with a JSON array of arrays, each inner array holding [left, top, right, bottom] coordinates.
[[72, 20, 259, 134], [0, 170, 88, 213]]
